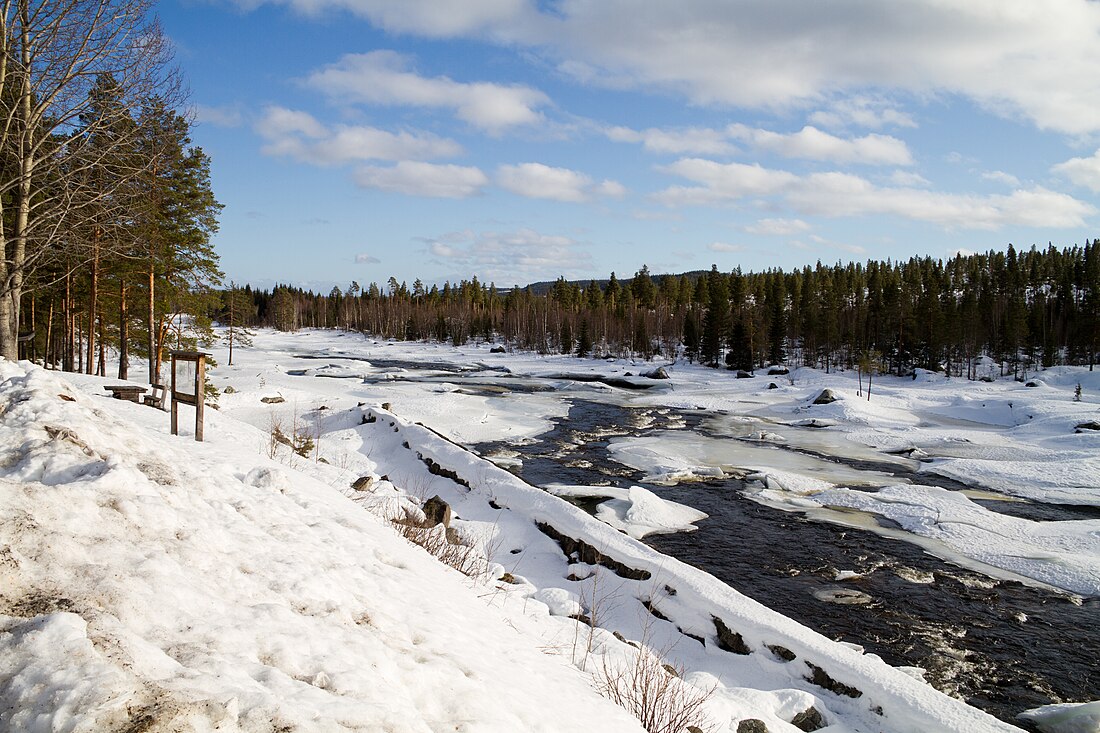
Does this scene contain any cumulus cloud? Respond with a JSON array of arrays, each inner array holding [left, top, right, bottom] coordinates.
[[355, 162, 489, 198], [981, 170, 1021, 187], [708, 242, 746, 253], [1052, 149, 1100, 192], [609, 123, 908, 165], [354, 254, 381, 264], [193, 104, 244, 127], [246, 0, 1100, 135], [420, 228, 594, 283], [727, 125, 912, 165], [744, 218, 811, 235], [256, 106, 462, 165], [306, 51, 549, 133], [657, 157, 1096, 230], [809, 97, 917, 130], [496, 163, 624, 202], [606, 125, 737, 156]]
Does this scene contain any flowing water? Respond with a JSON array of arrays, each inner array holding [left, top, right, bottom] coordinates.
[[476, 398, 1100, 728], [290, 355, 1098, 727]]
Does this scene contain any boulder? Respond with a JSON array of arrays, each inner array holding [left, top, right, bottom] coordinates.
[[736, 370, 754, 379], [767, 382, 779, 390], [712, 616, 751, 654], [260, 395, 285, 404], [1075, 421, 1100, 432], [351, 476, 375, 492], [812, 389, 839, 405], [737, 720, 769, 733], [490, 345, 506, 353], [642, 367, 670, 379], [422, 495, 452, 528], [767, 366, 789, 376], [790, 707, 824, 732], [223, 385, 236, 394]]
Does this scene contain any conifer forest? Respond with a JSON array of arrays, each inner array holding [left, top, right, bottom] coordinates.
[[231, 242, 1100, 380]]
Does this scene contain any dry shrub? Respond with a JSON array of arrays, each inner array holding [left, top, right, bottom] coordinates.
[[390, 509, 484, 578], [595, 643, 714, 733]]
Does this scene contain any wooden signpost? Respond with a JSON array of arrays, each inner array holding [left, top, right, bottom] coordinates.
[[170, 350, 210, 441]]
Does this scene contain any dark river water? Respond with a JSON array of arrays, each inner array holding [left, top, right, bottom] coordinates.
[[476, 398, 1100, 729]]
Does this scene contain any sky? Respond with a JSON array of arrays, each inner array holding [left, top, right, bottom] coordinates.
[[159, 0, 1100, 292]]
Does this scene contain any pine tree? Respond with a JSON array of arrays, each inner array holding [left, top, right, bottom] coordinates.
[[222, 282, 255, 365], [701, 266, 729, 367], [576, 318, 592, 358]]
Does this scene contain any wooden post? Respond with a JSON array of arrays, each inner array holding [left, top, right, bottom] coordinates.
[[170, 350, 210, 441]]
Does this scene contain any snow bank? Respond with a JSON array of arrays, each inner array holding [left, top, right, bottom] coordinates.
[[0, 363, 643, 732]]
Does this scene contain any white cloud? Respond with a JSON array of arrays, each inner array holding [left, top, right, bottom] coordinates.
[[727, 125, 912, 166], [889, 170, 931, 187], [354, 254, 381, 264], [355, 162, 489, 198], [809, 97, 917, 130], [708, 242, 746, 253], [1052, 149, 1100, 192], [193, 104, 244, 127], [421, 228, 594, 284], [306, 51, 549, 133], [606, 125, 737, 155], [744, 218, 811, 235], [496, 163, 623, 202], [981, 170, 1021, 187], [250, 0, 1100, 136], [256, 106, 462, 165], [242, 0, 537, 37], [657, 158, 1096, 230]]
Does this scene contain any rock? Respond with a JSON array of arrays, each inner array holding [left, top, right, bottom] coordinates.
[[643, 367, 669, 379], [979, 375, 995, 383], [260, 395, 285, 404], [490, 345, 506, 353], [421, 495, 452, 528], [737, 720, 769, 733], [1025, 381, 1040, 387], [805, 662, 862, 698], [351, 476, 375, 492], [767, 382, 779, 390], [812, 388, 839, 405], [1075, 421, 1100, 432], [223, 385, 236, 394], [381, 402, 392, 411], [712, 616, 751, 654], [767, 366, 789, 376], [767, 644, 796, 661], [790, 707, 825, 732], [736, 370, 754, 379]]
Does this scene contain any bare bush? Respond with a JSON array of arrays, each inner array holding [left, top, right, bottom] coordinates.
[[390, 508, 484, 579], [595, 642, 714, 733]]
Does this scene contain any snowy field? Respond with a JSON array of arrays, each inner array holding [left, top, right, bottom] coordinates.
[[3, 327, 1098, 733]]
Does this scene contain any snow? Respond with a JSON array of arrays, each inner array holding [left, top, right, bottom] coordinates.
[[810, 485, 1100, 596], [7, 327, 1099, 731], [1018, 700, 1100, 733]]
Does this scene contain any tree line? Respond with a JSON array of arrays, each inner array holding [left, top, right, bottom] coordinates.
[[4, 0, 222, 382], [232, 241, 1100, 379]]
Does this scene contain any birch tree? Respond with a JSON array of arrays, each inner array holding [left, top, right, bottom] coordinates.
[[0, 0, 173, 359]]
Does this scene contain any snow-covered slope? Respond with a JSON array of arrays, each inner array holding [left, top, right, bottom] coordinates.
[[0, 362, 644, 732], [9, 325, 1095, 732]]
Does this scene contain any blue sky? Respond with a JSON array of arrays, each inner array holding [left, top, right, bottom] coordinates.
[[161, 0, 1100, 292]]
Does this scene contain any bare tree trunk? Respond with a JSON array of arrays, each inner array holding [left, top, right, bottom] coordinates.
[[86, 234, 99, 373], [118, 281, 128, 379]]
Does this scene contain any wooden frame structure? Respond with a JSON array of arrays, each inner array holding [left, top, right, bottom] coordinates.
[[170, 350, 210, 441]]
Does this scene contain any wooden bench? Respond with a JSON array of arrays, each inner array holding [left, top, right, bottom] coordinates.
[[144, 384, 168, 410], [104, 385, 147, 403]]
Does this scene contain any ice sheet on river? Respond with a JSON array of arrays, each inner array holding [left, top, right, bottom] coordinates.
[[810, 485, 1100, 597]]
